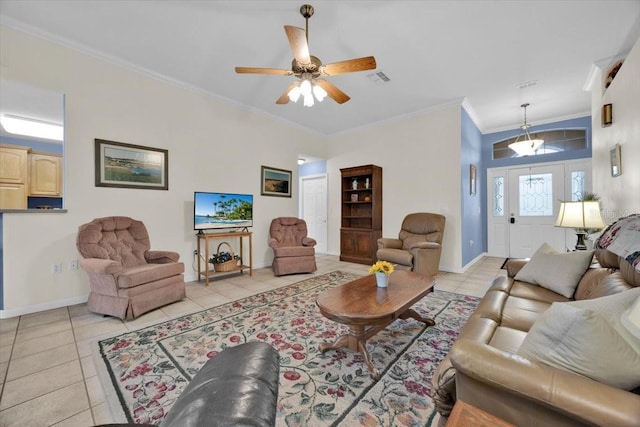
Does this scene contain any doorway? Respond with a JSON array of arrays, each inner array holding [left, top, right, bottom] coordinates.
[[487, 159, 592, 258], [300, 174, 328, 253]]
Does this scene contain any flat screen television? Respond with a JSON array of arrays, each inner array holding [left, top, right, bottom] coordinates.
[[194, 192, 253, 232]]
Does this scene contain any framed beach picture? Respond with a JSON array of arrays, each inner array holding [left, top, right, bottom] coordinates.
[[610, 143, 622, 177], [261, 165, 292, 197], [95, 139, 168, 190]]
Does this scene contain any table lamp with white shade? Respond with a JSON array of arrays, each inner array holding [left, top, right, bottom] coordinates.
[[555, 201, 606, 250]]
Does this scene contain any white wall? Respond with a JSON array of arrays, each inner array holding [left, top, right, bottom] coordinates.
[[0, 26, 328, 317], [1, 25, 470, 318], [591, 37, 640, 221], [326, 104, 463, 272]]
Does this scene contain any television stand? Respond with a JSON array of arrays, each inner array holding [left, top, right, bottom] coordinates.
[[196, 231, 253, 286]]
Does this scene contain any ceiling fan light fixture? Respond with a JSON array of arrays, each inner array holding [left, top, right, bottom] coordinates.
[[288, 84, 301, 103], [312, 83, 327, 102], [303, 93, 314, 107], [509, 103, 544, 157], [300, 78, 312, 97], [235, 4, 376, 106]]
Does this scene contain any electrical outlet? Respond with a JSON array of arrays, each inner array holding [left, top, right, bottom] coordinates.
[[69, 259, 79, 271], [469, 240, 474, 247], [193, 250, 198, 256], [51, 262, 62, 273]]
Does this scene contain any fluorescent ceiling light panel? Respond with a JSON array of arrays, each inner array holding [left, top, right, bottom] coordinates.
[[0, 114, 63, 141]]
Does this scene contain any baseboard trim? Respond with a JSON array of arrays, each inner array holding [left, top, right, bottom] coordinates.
[[440, 252, 488, 274], [0, 295, 88, 319]]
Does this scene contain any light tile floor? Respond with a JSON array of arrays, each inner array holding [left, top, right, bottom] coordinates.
[[0, 254, 506, 426]]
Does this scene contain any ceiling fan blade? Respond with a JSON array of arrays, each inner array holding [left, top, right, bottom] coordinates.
[[284, 25, 311, 65], [276, 82, 299, 104], [321, 56, 377, 76], [235, 67, 293, 75], [315, 79, 350, 104]]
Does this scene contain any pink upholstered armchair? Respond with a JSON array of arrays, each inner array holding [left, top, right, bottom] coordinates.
[[269, 217, 317, 276], [76, 216, 186, 320]]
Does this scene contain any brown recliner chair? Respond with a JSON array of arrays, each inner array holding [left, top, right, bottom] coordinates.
[[376, 212, 445, 277], [76, 216, 186, 320], [269, 217, 317, 276]]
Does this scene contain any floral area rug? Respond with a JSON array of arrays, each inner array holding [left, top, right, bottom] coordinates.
[[94, 271, 479, 426]]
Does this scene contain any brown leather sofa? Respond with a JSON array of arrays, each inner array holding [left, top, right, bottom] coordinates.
[[76, 216, 186, 320], [376, 212, 445, 277], [269, 217, 317, 276], [432, 229, 640, 426]]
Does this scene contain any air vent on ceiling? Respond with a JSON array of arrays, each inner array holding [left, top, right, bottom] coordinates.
[[516, 80, 537, 89], [368, 71, 390, 85]]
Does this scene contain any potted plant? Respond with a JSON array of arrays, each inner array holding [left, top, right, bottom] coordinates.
[[369, 260, 394, 288]]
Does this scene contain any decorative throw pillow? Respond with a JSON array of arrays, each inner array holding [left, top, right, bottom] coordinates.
[[569, 287, 640, 353], [514, 243, 594, 298], [518, 301, 640, 390]]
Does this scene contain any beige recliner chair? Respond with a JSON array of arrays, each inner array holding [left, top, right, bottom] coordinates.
[[76, 216, 186, 320], [269, 217, 317, 276], [376, 212, 445, 277]]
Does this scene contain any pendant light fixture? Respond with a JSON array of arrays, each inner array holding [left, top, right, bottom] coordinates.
[[509, 103, 544, 156]]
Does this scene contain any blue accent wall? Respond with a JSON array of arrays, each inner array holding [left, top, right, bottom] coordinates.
[[461, 107, 485, 266], [482, 116, 592, 169], [299, 160, 326, 176], [0, 136, 63, 154]]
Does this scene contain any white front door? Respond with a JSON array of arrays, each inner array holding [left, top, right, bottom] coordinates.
[[507, 164, 566, 258], [300, 174, 327, 253], [488, 159, 593, 258]]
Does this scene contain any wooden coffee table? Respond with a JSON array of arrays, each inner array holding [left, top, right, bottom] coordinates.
[[316, 270, 435, 379]]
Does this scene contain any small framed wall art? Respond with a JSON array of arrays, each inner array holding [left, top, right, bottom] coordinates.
[[261, 165, 292, 197], [602, 104, 613, 127], [95, 139, 168, 190], [469, 164, 477, 195], [610, 144, 622, 177]]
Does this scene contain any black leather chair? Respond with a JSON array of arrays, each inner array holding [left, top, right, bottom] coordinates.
[[97, 341, 280, 427]]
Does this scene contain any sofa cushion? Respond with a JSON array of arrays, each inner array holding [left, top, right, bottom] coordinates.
[[117, 262, 185, 288], [517, 292, 640, 390], [514, 243, 594, 298], [271, 246, 315, 258], [376, 248, 413, 266], [569, 287, 640, 352]]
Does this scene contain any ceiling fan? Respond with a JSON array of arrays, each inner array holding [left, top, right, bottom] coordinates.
[[234, 4, 377, 106]]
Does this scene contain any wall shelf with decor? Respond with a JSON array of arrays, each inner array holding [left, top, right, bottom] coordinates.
[[340, 164, 382, 264]]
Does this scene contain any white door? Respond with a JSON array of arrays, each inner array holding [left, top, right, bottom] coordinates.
[[487, 168, 508, 258], [507, 164, 565, 258], [488, 160, 594, 258], [300, 174, 327, 253]]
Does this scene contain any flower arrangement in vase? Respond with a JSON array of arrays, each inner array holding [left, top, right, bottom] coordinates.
[[369, 260, 394, 288]]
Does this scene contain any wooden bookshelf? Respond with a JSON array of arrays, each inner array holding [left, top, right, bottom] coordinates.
[[340, 165, 382, 265]]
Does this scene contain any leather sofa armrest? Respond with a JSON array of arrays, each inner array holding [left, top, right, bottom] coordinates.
[[302, 237, 317, 247], [410, 241, 440, 250], [146, 250, 180, 264], [80, 258, 123, 275], [450, 339, 640, 427], [377, 238, 402, 250], [504, 258, 528, 278], [159, 341, 280, 427]]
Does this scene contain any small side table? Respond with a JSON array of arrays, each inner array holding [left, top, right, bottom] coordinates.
[[446, 401, 515, 427]]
